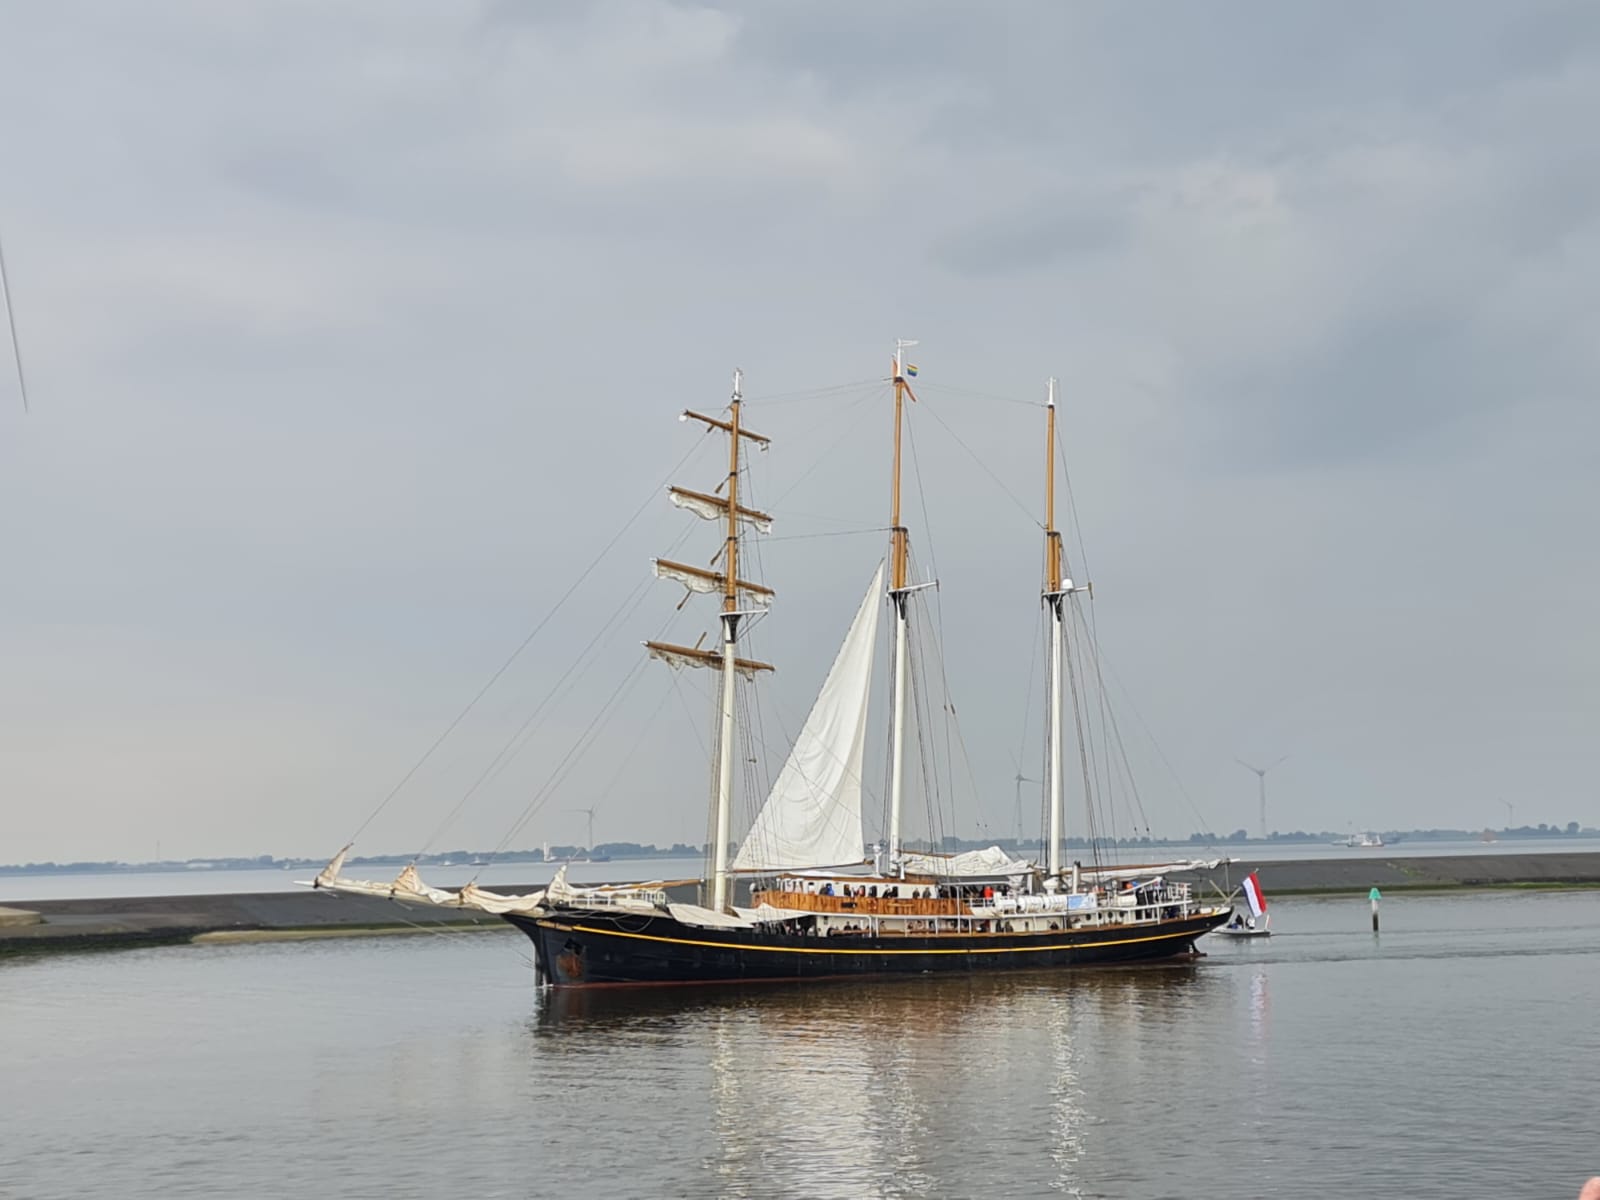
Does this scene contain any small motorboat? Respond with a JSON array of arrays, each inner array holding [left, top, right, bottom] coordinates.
[[1216, 913, 1271, 938]]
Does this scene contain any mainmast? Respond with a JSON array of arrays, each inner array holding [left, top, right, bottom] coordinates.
[[887, 339, 917, 875], [1044, 378, 1065, 881], [1042, 377, 1087, 885], [645, 369, 773, 911]]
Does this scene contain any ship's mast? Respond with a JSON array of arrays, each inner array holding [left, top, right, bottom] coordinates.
[[1044, 378, 1065, 881], [645, 370, 773, 911], [1042, 377, 1087, 885], [887, 340, 917, 875], [710, 369, 745, 911]]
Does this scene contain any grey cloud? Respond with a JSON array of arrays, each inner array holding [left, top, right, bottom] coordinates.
[[931, 192, 1131, 277], [0, 1, 1596, 861]]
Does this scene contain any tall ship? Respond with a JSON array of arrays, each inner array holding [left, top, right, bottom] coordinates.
[[313, 346, 1232, 986]]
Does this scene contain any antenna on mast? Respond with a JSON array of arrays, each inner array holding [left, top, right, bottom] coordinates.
[[1236, 755, 1288, 840], [0, 229, 27, 413]]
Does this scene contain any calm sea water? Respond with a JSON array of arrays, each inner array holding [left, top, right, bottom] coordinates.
[[8, 838, 1600, 903], [2, 890, 1596, 1199]]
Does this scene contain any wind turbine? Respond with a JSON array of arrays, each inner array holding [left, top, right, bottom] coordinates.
[[567, 807, 596, 855], [1501, 798, 1515, 830], [1012, 769, 1040, 849], [1236, 755, 1288, 840]]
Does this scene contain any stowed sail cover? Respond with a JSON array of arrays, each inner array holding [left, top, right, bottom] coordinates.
[[731, 563, 884, 871], [899, 845, 1035, 879]]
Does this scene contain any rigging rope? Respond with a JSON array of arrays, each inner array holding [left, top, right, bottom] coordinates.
[[916, 381, 1046, 409], [763, 527, 890, 543], [410, 520, 695, 860], [487, 534, 727, 860], [918, 397, 1042, 530], [495, 656, 651, 854], [347, 431, 716, 844], [766, 390, 881, 508], [742, 377, 882, 406]]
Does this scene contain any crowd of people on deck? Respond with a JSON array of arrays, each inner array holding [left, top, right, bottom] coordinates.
[[770, 878, 1020, 903]]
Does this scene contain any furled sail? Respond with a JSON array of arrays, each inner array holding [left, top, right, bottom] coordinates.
[[731, 563, 884, 871], [390, 863, 460, 905], [653, 558, 774, 608], [899, 845, 1035, 879], [306, 844, 547, 914], [668, 486, 774, 533], [645, 640, 774, 677], [457, 881, 547, 914]]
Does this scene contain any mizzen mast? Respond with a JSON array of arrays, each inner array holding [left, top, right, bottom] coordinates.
[[645, 369, 773, 911]]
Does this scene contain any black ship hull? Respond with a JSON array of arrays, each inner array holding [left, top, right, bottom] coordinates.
[[504, 907, 1233, 987]]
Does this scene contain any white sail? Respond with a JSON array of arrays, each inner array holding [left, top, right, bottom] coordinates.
[[731, 563, 884, 871]]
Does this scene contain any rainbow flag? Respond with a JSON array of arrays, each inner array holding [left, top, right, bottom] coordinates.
[[904, 364, 918, 377]]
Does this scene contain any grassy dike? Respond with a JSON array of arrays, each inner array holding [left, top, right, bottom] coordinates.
[[1183, 850, 1600, 898]]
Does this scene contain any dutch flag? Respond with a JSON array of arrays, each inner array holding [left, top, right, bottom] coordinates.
[[1242, 871, 1268, 918]]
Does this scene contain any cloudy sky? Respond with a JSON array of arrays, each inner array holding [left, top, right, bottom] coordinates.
[[1, 1, 1596, 864]]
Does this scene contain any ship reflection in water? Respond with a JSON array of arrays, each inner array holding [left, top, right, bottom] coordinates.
[[532, 964, 1222, 1196]]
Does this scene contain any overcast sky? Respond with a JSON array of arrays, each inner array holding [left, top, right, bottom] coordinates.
[[2, 2, 1596, 864]]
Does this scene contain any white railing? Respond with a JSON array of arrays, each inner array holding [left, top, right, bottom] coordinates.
[[554, 887, 667, 908], [955, 881, 1209, 927]]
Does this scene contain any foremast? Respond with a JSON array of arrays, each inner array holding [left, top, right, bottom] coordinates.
[[645, 370, 773, 911], [709, 371, 747, 912], [1042, 378, 1088, 884]]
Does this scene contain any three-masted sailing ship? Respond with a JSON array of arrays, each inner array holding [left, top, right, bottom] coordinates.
[[313, 346, 1231, 985]]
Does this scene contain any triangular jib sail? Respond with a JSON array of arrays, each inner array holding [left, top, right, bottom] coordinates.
[[731, 563, 885, 871]]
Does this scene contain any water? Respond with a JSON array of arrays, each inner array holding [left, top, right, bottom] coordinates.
[[3, 890, 1596, 1199], [8, 839, 1599, 903]]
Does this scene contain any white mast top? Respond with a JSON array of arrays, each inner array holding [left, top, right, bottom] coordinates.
[[895, 338, 918, 379]]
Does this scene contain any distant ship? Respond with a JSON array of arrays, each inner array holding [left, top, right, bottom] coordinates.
[[1333, 832, 1385, 848]]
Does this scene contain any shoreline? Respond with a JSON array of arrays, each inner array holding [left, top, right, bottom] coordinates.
[[4, 850, 1599, 959]]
